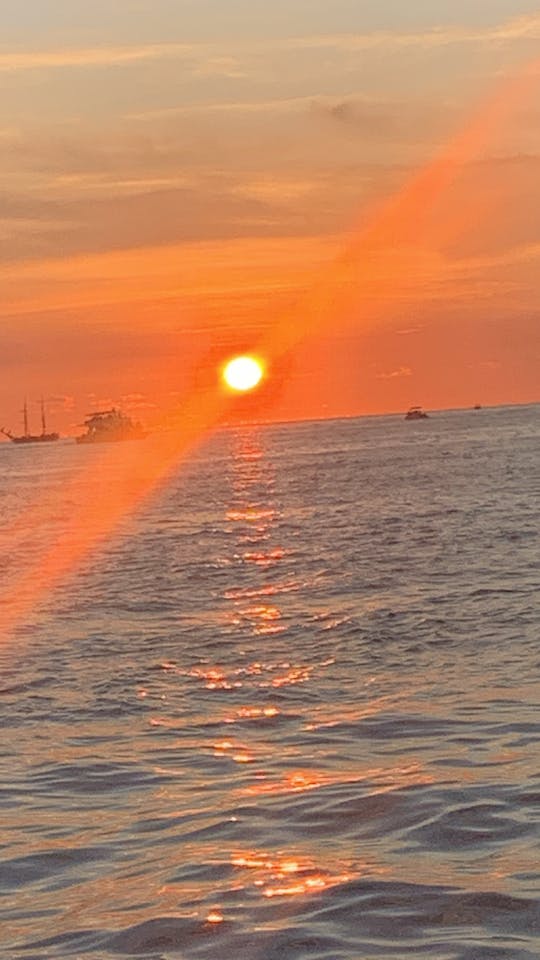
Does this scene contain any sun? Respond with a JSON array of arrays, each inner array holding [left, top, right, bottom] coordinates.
[[222, 355, 264, 392]]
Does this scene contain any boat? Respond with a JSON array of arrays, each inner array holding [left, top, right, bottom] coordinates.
[[76, 408, 147, 444], [473, 404, 482, 410], [405, 406, 429, 420], [1, 398, 59, 444]]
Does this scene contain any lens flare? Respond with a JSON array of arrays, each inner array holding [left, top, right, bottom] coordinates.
[[223, 355, 264, 392]]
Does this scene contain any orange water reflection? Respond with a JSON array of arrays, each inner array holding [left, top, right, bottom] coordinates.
[[241, 761, 435, 797], [221, 430, 290, 639], [228, 602, 285, 637], [229, 849, 381, 900], [226, 705, 279, 721], [205, 910, 224, 924], [146, 655, 335, 694], [166, 656, 333, 696], [304, 691, 419, 731]]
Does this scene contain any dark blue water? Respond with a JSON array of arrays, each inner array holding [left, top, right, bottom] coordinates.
[[1, 406, 539, 959]]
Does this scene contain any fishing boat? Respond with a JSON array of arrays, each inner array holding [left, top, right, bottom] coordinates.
[[405, 406, 429, 420], [1, 398, 59, 444], [76, 408, 147, 444]]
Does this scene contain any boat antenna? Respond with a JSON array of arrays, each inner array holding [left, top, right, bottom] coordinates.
[[41, 396, 46, 435]]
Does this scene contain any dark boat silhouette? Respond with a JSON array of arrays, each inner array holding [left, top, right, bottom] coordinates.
[[1, 398, 59, 444], [76, 409, 147, 444], [405, 406, 429, 420]]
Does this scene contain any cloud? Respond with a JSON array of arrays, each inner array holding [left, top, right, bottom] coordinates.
[[395, 326, 422, 336], [308, 96, 454, 145], [312, 98, 398, 136], [492, 13, 540, 41], [126, 94, 317, 121], [2, 12, 539, 80], [120, 393, 156, 410], [86, 394, 114, 409], [376, 366, 412, 379], [0, 233, 339, 323], [231, 177, 321, 204], [289, 13, 540, 52], [0, 43, 195, 73], [2, 149, 539, 271], [191, 56, 246, 79], [0, 43, 250, 84], [46, 394, 75, 411], [452, 239, 540, 273]]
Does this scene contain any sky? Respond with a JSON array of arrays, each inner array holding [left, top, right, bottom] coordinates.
[[1, 0, 540, 433]]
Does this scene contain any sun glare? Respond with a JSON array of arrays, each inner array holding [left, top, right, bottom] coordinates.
[[223, 355, 264, 392]]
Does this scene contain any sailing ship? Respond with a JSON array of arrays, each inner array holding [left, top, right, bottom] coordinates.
[[76, 408, 147, 444], [1, 398, 59, 444]]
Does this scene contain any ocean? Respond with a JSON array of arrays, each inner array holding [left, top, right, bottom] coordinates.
[[1, 405, 539, 959]]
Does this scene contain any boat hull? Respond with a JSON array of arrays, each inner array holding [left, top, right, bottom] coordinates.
[[75, 431, 147, 444], [405, 407, 428, 420], [9, 433, 59, 443]]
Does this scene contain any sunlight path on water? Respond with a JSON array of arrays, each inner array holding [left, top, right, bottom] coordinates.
[[1, 58, 539, 642]]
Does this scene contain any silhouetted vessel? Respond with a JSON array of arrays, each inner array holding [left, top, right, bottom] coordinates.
[[405, 406, 429, 420], [76, 408, 147, 444], [1, 398, 59, 444]]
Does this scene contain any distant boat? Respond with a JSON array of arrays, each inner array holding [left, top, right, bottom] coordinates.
[[473, 404, 482, 410], [76, 408, 147, 444], [1, 398, 59, 444], [405, 406, 429, 420]]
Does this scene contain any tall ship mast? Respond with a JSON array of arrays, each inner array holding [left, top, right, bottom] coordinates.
[[1, 397, 59, 444]]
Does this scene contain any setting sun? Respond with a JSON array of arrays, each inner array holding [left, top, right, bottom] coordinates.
[[223, 356, 264, 393]]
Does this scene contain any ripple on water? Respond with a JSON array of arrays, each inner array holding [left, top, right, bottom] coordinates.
[[2, 410, 539, 959]]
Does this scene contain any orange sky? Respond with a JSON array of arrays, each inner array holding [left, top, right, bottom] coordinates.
[[1, 3, 540, 433]]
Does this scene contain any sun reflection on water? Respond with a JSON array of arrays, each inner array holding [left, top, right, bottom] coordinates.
[[131, 432, 432, 923], [226, 705, 280, 721], [205, 910, 224, 924], [221, 429, 289, 639], [229, 849, 377, 900], [241, 761, 434, 797]]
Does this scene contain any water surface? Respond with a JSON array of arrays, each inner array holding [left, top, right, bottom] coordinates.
[[1, 406, 539, 959]]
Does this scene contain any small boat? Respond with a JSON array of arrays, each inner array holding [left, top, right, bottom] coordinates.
[[1, 398, 59, 444], [76, 408, 147, 444], [405, 406, 429, 420], [473, 404, 482, 410]]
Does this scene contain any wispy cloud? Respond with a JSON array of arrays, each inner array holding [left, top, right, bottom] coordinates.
[[376, 366, 412, 379], [290, 13, 540, 52], [0, 234, 339, 321], [120, 393, 156, 410], [452, 240, 540, 273], [491, 13, 540, 41], [231, 177, 321, 204], [476, 360, 502, 369], [191, 56, 246, 79], [125, 94, 318, 121], [0, 43, 197, 72], [3, 12, 539, 77], [47, 394, 75, 412], [395, 326, 422, 336]]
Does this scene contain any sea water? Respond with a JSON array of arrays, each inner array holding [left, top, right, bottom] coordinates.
[[1, 406, 539, 959]]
